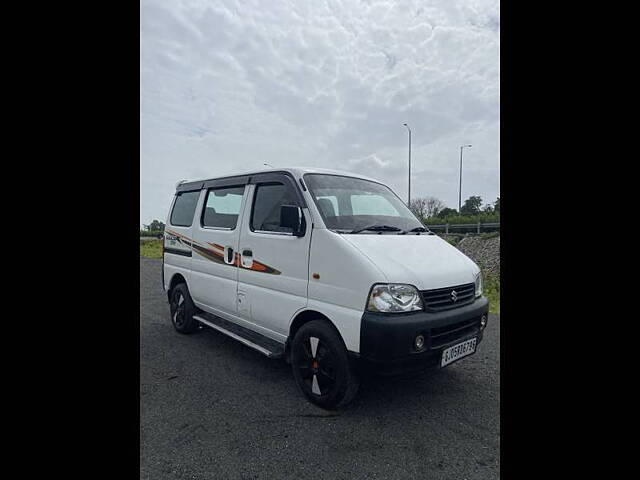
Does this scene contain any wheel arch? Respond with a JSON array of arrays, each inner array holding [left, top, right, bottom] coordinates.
[[166, 272, 188, 302], [286, 309, 346, 359]]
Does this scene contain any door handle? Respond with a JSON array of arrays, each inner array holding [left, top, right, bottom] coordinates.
[[241, 248, 253, 268], [223, 246, 235, 264]]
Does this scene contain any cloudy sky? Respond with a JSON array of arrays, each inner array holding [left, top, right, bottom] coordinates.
[[140, 0, 499, 226]]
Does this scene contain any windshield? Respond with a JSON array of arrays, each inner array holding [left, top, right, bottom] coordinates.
[[303, 174, 425, 233]]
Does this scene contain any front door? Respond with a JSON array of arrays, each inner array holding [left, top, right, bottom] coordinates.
[[189, 178, 249, 317], [237, 173, 312, 339]]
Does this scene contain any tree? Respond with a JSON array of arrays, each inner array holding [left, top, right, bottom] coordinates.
[[437, 207, 458, 219], [146, 220, 165, 232], [460, 196, 482, 216], [494, 197, 500, 212], [408, 196, 445, 220], [424, 197, 445, 218], [408, 197, 428, 220]]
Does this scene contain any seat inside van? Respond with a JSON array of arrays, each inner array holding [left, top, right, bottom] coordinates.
[[203, 207, 239, 229], [317, 198, 336, 218]]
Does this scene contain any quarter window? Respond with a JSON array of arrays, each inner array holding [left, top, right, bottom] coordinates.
[[251, 182, 300, 233], [202, 186, 245, 229], [170, 191, 200, 227]]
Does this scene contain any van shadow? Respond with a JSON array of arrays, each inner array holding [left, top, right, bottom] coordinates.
[[194, 325, 471, 418], [347, 368, 466, 415]]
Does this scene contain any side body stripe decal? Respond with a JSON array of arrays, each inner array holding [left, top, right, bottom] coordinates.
[[165, 229, 281, 275]]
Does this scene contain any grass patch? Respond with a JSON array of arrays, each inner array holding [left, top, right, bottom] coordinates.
[[480, 231, 500, 240], [442, 234, 464, 246], [483, 272, 500, 314], [140, 239, 163, 259]]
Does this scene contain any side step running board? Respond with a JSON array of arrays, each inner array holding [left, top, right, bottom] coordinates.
[[193, 312, 286, 359]]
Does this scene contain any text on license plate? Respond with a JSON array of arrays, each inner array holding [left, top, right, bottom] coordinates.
[[441, 337, 477, 367]]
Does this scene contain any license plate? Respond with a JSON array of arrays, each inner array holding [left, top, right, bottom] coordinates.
[[441, 337, 477, 367]]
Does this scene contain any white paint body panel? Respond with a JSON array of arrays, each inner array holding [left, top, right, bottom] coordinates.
[[162, 167, 481, 354], [306, 228, 386, 352], [341, 234, 480, 290], [236, 185, 314, 338]]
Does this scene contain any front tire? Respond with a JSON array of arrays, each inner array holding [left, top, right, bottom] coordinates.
[[169, 283, 198, 334], [291, 320, 360, 410]]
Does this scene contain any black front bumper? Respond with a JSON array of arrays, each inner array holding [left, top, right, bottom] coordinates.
[[352, 297, 489, 376]]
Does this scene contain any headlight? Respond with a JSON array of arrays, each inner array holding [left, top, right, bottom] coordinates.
[[475, 272, 483, 298], [367, 284, 423, 313]]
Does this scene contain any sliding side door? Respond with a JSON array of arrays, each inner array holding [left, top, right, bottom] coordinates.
[[189, 176, 250, 317]]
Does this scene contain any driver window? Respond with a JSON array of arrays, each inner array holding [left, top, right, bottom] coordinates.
[[251, 182, 299, 233]]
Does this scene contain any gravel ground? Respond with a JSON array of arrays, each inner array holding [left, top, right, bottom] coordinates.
[[141, 257, 500, 479], [455, 236, 500, 277]]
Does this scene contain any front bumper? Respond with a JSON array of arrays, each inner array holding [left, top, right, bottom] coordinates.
[[352, 296, 489, 376]]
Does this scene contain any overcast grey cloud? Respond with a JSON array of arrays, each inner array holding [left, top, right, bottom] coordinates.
[[140, 0, 499, 226]]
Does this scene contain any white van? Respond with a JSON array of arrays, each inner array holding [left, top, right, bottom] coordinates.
[[163, 168, 489, 409]]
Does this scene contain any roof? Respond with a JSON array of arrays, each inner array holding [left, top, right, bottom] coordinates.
[[177, 166, 383, 189]]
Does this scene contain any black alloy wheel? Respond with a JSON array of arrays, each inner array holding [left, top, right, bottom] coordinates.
[[291, 320, 360, 410], [169, 283, 198, 334]]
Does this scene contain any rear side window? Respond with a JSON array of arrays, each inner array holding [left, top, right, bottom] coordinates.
[[170, 191, 200, 227], [251, 182, 299, 233], [202, 186, 245, 229]]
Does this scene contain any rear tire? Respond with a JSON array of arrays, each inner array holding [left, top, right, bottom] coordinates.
[[291, 320, 360, 410], [169, 283, 198, 334]]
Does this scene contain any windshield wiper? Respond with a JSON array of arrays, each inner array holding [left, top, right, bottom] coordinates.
[[402, 226, 436, 235], [349, 225, 403, 234]]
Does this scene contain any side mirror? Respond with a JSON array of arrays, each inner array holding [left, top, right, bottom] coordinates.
[[280, 204, 305, 237]]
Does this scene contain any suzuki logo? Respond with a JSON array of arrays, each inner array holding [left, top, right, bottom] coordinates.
[[451, 290, 458, 302]]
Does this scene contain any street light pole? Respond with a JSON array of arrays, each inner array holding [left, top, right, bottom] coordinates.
[[403, 123, 411, 205], [458, 144, 472, 213]]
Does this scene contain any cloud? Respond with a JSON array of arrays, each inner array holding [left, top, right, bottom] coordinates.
[[141, 0, 500, 225]]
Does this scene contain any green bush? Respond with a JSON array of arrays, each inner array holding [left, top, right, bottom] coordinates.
[[483, 272, 500, 314], [421, 213, 500, 234], [423, 212, 500, 225], [140, 230, 164, 237]]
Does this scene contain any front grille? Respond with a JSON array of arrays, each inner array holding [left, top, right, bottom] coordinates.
[[430, 317, 480, 349], [421, 283, 475, 311]]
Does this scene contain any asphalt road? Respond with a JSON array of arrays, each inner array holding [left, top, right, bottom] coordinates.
[[140, 257, 500, 479]]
